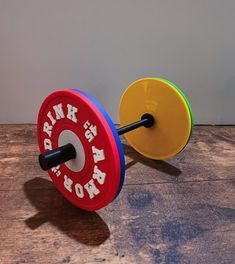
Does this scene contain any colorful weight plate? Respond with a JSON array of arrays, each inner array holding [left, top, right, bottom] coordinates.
[[119, 78, 193, 160], [72, 89, 125, 199], [37, 89, 125, 211]]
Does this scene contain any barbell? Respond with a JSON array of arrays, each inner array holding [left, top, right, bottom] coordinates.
[[37, 78, 193, 211]]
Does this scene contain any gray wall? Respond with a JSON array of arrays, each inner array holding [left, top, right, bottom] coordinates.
[[0, 0, 235, 124]]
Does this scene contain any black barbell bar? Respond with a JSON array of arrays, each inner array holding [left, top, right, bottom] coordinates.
[[39, 113, 155, 171]]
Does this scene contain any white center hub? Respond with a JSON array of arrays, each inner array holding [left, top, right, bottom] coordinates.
[[58, 130, 85, 172]]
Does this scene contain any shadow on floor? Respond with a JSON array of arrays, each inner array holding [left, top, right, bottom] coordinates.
[[24, 177, 110, 246], [123, 143, 182, 177]]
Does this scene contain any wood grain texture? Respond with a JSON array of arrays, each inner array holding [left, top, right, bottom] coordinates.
[[0, 124, 235, 264]]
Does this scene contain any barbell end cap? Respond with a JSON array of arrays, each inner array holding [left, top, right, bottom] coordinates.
[[38, 143, 77, 171], [38, 153, 49, 171], [141, 113, 155, 128]]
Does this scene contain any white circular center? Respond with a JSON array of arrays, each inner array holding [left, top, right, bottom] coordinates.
[[58, 130, 85, 172]]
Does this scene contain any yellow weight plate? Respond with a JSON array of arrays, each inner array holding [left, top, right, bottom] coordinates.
[[119, 78, 193, 160]]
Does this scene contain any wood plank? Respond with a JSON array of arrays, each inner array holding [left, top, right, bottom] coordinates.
[[0, 125, 235, 191], [1, 177, 235, 263], [0, 124, 235, 263], [123, 125, 235, 185]]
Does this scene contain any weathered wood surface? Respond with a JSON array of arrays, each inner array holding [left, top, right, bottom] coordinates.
[[0, 124, 235, 264]]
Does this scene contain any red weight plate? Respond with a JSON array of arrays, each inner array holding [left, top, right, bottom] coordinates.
[[37, 90, 121, 211]]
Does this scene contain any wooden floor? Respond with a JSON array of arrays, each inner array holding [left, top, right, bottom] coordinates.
[[0, 125, 235, 264]]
